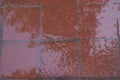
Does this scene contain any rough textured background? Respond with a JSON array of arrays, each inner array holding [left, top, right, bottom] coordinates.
[[0, 0, 120, 79]]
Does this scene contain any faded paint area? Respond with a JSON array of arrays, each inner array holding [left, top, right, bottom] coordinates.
[[0, 42, 79, 78], [79, 0, 120, 77], [80, 0, 119, 38], [81, 39, 119, 76], [0, 42, 39, 78], [39, 42, 79, 77], [3, 8, 40, 40], [0, 0, 120, 79]]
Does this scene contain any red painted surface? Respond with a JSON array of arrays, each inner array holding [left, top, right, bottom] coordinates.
[[0, 0, 120, 79], [80, 0, 119, 39], [5, 0, 40, 6], [81, 39, 119, 77], [41, 0, 77, 5], [39, 42, 79, 77], [41, 6, 78, 39], [3, 8, 40, 40]]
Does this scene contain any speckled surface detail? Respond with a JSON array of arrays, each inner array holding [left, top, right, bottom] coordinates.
[[3, 8, 40, 40], [0, 0, 120, 79], [79, 0, 120, 39], [81, 39, 119, 77]]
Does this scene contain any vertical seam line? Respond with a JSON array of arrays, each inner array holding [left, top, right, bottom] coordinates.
[[77, 0, 83, 77], [116, 19, 120, 76]]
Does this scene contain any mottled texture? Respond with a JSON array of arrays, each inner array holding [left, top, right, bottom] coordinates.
[[3, 8, 40, 40], [0, 0, 120, 79], [41, 6, 78, 40], [81, 39, 119, 76], [0, 42, 80, 78], [80, 0, 119, 39], [39, 42, 80, 77]]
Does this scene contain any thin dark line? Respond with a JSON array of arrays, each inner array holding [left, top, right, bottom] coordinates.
[[76, 0, 83, 76], [0, 11, 3, 61], [77, 0, 81, 36], [0, 13, 3, 40], [116, 19, 120, 76], [0, 41, 2, 76], [0, 37, 117, 42], [1, 77, 120, 79], [38, 0, 42, 79], [117, 19, 120, 39], [0, 0, 4, 77], [1, 37, 117, 45], [77, 40, 82, 76]]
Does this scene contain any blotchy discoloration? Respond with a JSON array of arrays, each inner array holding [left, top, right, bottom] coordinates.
[[81, 39, 119, 77], [39, 42, 79, 77], [80, 0, 119, 39], [0, 42, 80, 78], [3, 8, 40, 40], [79, 0, 120, 76], [1, 0, 120, 79]]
